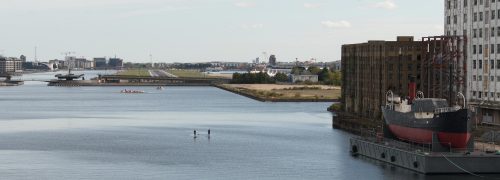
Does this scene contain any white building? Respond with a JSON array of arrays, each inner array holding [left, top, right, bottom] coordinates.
[[445, 0, 500, 125]]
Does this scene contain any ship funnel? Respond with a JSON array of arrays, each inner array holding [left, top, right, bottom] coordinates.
[[408, 76, 416, 103]]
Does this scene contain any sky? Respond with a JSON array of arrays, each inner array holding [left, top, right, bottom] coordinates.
[[0, 0, 444, 63]]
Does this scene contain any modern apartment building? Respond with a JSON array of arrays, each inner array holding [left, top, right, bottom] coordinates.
[[445, 0, 500, 125], [0, 56, 23, 74]]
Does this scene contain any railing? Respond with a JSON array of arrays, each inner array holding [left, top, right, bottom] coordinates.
[[434, 106, 460, 114]]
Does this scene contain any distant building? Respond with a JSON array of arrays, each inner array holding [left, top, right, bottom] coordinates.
[[48, 59, 65, 70], [74, 58, 92, 69], [291, 74, 318, 83], [65, 56, 77, 69], [108, 58, 124, 69], [332, 60, 341, 71], [267, 68, 292, 77], [0, 56, 23, 74], [269, 55, 277, 66], [94, 58, 107, 69], [20, 55, 26, 63]]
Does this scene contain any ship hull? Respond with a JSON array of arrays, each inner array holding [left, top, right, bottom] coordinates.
[[382, 108, 470, 148]]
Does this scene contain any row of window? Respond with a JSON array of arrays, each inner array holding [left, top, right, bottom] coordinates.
[[447, 10, 500, 24], [471, 27, 500, 38], [472, 75, 500, 81], [472, 59, 500, 69], [472, 91, 500, 99], [447, 0, 497, 9], [470, 44, 500, 54]]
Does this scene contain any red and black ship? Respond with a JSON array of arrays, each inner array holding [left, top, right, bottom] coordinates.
[[381, 81, 471, 149]]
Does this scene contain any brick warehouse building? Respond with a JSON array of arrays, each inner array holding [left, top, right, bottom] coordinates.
[[341, 36, 424, 120], [341, 36, 466, 121]]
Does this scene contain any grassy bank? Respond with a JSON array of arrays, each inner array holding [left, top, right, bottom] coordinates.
[[116, 69, 151, 77], [217, 84, 340, 102], [166, 69, 205, 78]]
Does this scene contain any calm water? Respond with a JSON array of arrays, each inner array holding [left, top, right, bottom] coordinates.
[[0, 71, 492, 179]]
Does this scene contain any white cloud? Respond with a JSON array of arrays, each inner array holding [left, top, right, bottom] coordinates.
[[234, 2, 255, 8], [321, 20, 351, 28], [372, 0, 397, 10], [241, 23, 264, 29], [304, 3, 321, 9]]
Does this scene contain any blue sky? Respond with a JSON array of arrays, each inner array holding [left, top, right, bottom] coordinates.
[[0, 0, 443, 63]]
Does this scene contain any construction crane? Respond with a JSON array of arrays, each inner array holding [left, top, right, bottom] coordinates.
[[61, 51, 76, 58]]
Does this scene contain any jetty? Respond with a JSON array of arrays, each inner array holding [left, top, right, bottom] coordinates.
[[47, 75, 230, 87], [350, 131, 500, 174]]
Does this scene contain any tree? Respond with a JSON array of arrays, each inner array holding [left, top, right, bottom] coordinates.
[[274, 72, 289, 82], [308, 66, 322, 75], [231, 72, 275, 84], [318, 67, 330, 81], [291, 66, 306, 74]]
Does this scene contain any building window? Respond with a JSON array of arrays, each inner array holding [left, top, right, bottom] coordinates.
[[493, 27, 496, 37], [492, 76, 495, 81], [492, 60, 495, 69], [480, 45, 483, 54], [498, 76, 500, 81], [497, 44, 500, 53], [447, 16, 451, 24], [474, 13, 478, 22], [473, 75, 477, 81], [474, 60, 477, 69], [473, 45, 477, 54], [473, 91, 477, 97], [480, 60, 483, 69], [454, 15, 457, 24], [474, 29, 477, 38], [465, 0, 468, 6], [480, 12, 484, 21], [480, 29, 483, 38], [479, 92, 482, 98], [475, 0, 478, 5], [492, 45, 496, 54], [493, 10, 496, 19], [448, 0, 451, 9], [497, 60, 500, 69], [464, 14, 468, 23]]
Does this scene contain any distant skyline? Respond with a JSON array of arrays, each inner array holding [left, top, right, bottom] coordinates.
[[0, 0, 443, 63]]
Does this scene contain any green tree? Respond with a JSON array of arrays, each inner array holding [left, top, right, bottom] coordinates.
[[308, 66, 322, 75], [291, 66, 306, 74], [332, 71, 342, 86], [318, 67, 330, 81], [274, 72, 289, 82]]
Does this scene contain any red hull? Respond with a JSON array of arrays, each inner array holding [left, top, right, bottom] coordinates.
[[388, 125, 470, 148], [437, 132, 471, 149]]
